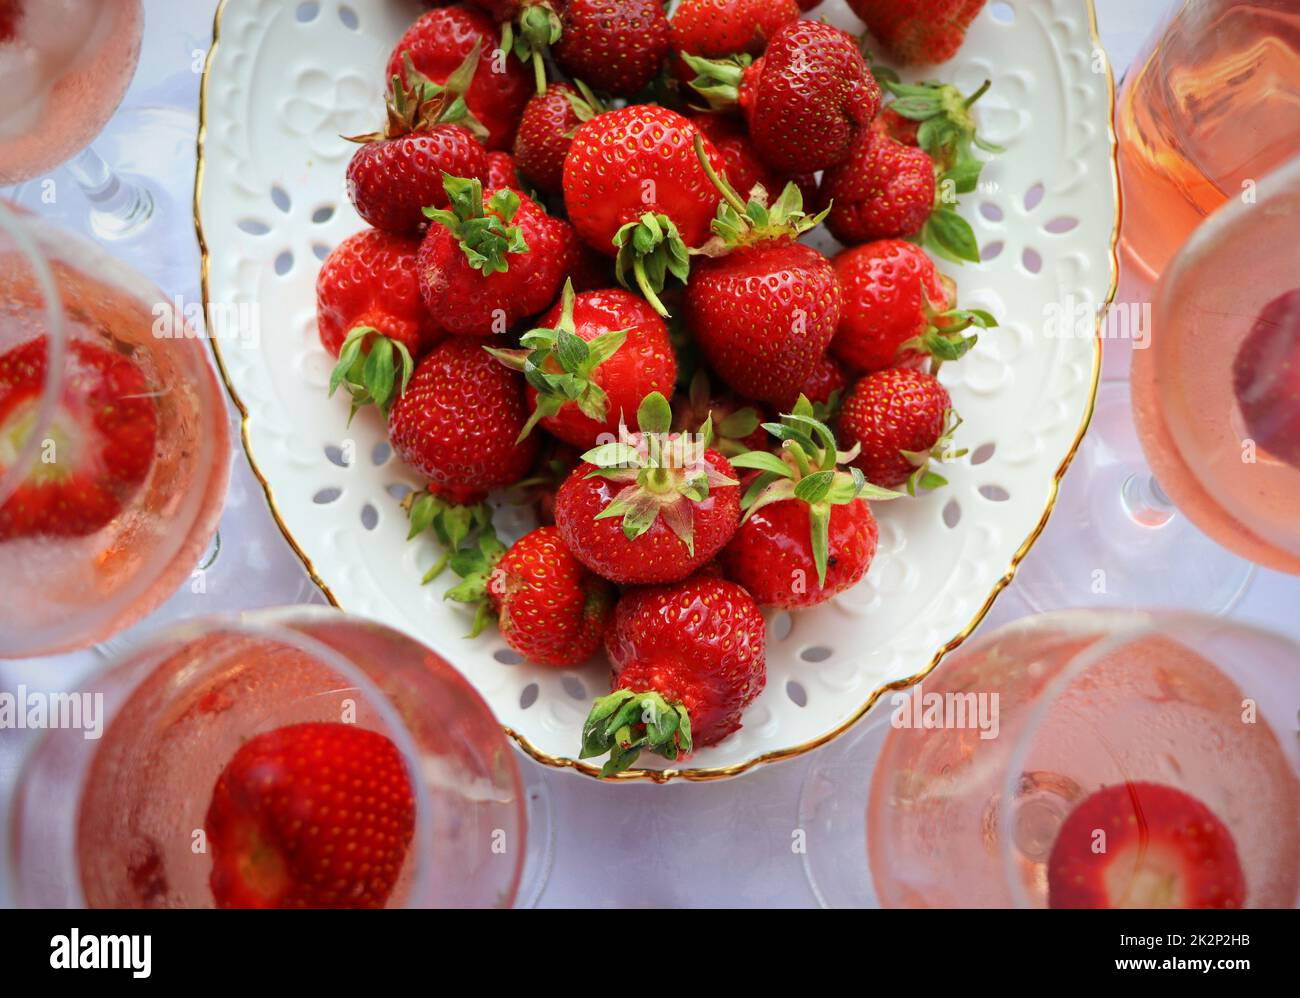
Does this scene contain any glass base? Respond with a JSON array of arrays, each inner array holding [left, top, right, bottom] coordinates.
[[798, 708, 893, 908], [1013, 380, 1255, 615], [5, 106, 199, 296], [514, 755, 556, 908]]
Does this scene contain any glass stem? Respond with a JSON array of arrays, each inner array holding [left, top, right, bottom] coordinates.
[[1120, 471, 1175, 528], [65, 146, 154, 238]]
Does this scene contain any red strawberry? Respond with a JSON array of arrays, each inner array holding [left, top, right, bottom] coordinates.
[[485, 150, 520, 190], [839, 367, 964, 492], [685, 148, 841, 406], [205, 723, 415, 909], [490, 281, 677, 449], [1047, 782, 1246, 909], [582, 576, 766, 773], [850, 0, 987, 66], [689, 113, 780, 202], [669, 0, 799, 71], [388, 6, 531, 150], [389, 337, 539, 503], [774, 351, 847, 417], [686, 20, 881, 174], [344, 55, 490, 235], [818, 130, 937, 246], [553, 0, 670, 98], [832, 239, 992, 373], [417, 175, 572, 336], [0, 338, 157, 540], [513, 81, 601, 195], [318, 230, 442, 419], [562, 105, 725, 316], [721, 402, 896, 606], [672, 370, 768, 459], [1233, 288, 1300, 469], [446, 525, 614, 665], [554, 392, 740, 584]]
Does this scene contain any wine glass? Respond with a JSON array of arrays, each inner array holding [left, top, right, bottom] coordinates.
[[1014, 2, 1300, 612], [5, 606, 551, 908], [798, 610, 1300, 908], [0, 1, 193, 290], [0, 199, 229, 658]]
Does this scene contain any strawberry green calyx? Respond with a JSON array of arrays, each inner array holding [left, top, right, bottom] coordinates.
[[731, 396, 902, 586], [328, 326, 415, 423], [884, 78, 1003, 184], [582, 391, 737, 555], [424, 175, 528, 275], [613, 213, 690, 318], [902, 407, 966, 496], [692, 134, 828, 252], [347, 45, 489, 145], [487, 280, 629, 441], [501, 3, 563, 96], [581, 688, 693, 776], [902, 283, 998, 372], [680, 52, 751, 113], [443, 527, 509, 637], [403, 487, 495, 584]]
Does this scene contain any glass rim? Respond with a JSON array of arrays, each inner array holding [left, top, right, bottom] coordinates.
[[4, 605, 527, 908]]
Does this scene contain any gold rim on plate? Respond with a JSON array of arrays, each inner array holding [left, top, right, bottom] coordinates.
[[192, 0, 1120, 782]]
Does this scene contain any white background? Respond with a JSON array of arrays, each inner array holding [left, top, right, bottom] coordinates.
[[2, 0, 1296, 907]]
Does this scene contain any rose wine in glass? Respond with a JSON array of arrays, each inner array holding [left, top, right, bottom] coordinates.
[[799, 611, 1300, 908], [0, 201, 229, 658], [7, 608, 535, 908], [0, 0, 143, 187], [1131, 156, 1300, 573], [1014, 3, 1300, 612], [1116, 0, 1300, 284]]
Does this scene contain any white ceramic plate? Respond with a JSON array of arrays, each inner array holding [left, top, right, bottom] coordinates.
[[197, 0, 1117, 780]]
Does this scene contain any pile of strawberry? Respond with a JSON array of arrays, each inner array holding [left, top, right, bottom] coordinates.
[[315, 0, 999, 776]]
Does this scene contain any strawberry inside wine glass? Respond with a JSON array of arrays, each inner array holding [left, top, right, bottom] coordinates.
[[0, 1, 191, 287], [798, 609, 1300, 908], [7, 607, 547, 908], [1014, 2, 1300, 612], [0, 199, 229, 657]]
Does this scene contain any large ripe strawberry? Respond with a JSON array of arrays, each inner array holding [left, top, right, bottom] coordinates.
[[1047, 782, 1246, 909], [817, 130, 939, 247], [1233, 288, 1300, 469], [205, 723, 415, 909], [444, 525, 614, 665], [721, 400, 898, 606], [562, 105, 726, 316], [553, 0, 670, 98], [831, 239, 993, 373], [839, 367, 965, 492], [850, 0, 987, 66], [388, 6, 531, 150], [669, 0, 798, 71], [685, 19, 880, 174], [319, 229, 442, 420], [345, 51, 489, 235], [689, 113, 779, 202], [0, 337, 157, 540], [417, 175, 572, 336], [489, 280, 677, 449], [513, 81, 601, 195], [554, 392, 740, 584], [685, 145, 840, 406], [389, 337, 538, 514], [582, 576, 766, 774]]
